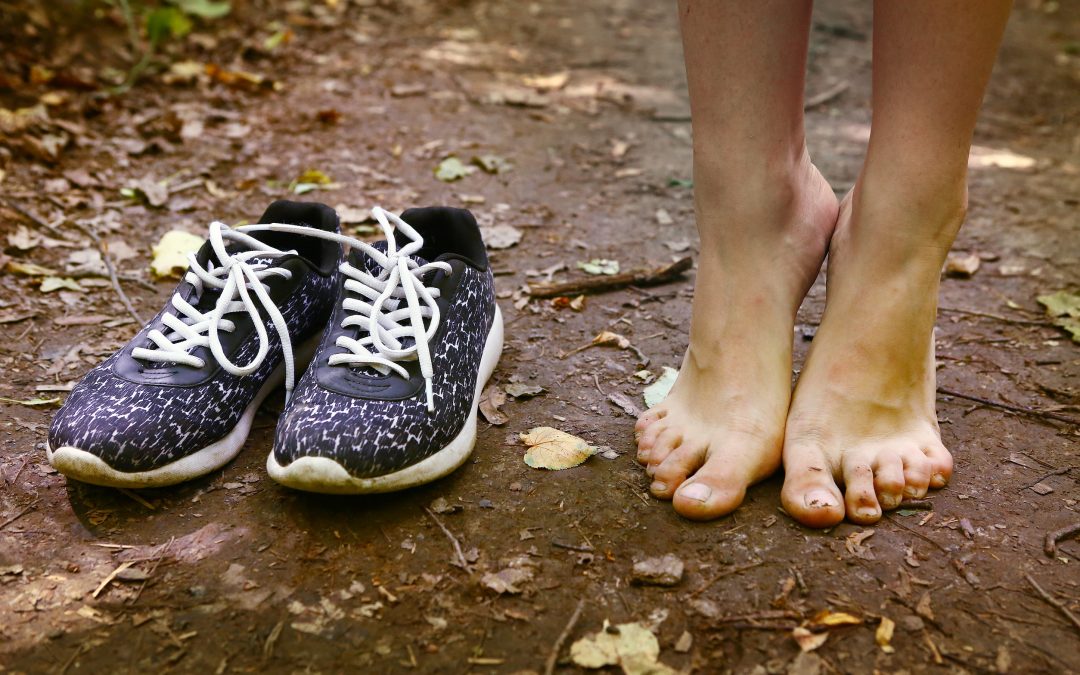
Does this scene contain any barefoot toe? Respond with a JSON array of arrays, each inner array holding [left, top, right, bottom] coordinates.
[[872, 453, 906, 511], [842, 455, 882, 524], [672, 461, 749, 521], [901, 447, 932, 499], [923, 441, 953, 488], [649, 441, 705, 499], [781, 447, 846, 528]]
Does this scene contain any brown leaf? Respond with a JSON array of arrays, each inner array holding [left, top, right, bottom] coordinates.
[[478, 383, 508, 426]]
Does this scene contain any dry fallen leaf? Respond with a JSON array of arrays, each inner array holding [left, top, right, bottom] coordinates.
[[876, 617, 896, 654], [150, 230, 204, 279], [809, 610, 862, 627], [642, 367, 678, 408], [40, 276, 82, 293], [792, 626, 829, 652], [844, 529, 876, 559], [570, 620, 676, 675], [944, 251, 981, 278], [6, 260, 56, 276], [478, 383, 508, 426], [520, 426, 596, 470]]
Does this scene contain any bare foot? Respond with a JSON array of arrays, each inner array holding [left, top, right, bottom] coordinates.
[[780, 182, 960, 527], [635, 155, 838, 520]]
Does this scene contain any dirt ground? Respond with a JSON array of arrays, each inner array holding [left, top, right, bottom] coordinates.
[[1, 0, 1078, 673]]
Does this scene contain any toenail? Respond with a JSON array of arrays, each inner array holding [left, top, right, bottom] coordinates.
[[931, 473, 945, 487], [679, 483, 711, 502], [804, 490, 839, 509], [650, 481, 667, 493], [857, 506, 879, 519], [903, 486, 919, 498], [880, 494, 900, 510]]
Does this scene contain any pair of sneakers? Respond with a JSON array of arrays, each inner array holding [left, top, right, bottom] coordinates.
[[47, 201, 503, 494]]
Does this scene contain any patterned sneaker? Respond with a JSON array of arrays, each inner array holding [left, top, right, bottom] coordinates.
[[267, 206, 503, 494], [47, 201, 342, 488]]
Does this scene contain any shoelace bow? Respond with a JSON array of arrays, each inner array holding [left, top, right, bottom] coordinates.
[[132, 221, 300, 397], [236, 207, 451, 411]]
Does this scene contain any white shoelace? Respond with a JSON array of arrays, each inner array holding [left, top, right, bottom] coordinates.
[[132, 221, 299, 397], [246, 207, 451, 412]]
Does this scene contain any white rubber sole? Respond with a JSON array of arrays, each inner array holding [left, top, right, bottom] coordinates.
[[47, 334, 322, 489], [267, 305, 504, 494]]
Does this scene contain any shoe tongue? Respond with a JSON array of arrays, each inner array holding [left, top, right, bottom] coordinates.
[[343, 240, 434, 373], [357, 239, 429, 274]]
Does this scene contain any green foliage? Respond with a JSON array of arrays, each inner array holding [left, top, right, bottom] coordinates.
[[105, 0, 232, 89]]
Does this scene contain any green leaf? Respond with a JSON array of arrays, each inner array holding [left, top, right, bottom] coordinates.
[[1037, 290, 1080, 343], [146, 7, 192, 48], [170, 0, 232, 19], [667, 178, 693, 188], [1037, 290, 1080, 318], [434, 157, 476, 182], [643, 367, 678, 408]]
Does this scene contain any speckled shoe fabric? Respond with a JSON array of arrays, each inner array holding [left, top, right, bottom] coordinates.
[[47, 201, 342, 488], [268, 206, 503, 494]]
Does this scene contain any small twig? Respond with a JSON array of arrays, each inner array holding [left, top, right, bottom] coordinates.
[[544, 598, 585, 675], [3, 198, 64, 235], [937, 387, 1080, 425], [939, 306, 1055, 328], [898, 499, 935, 511], [1025, 466, 1078, 492], [92, 561, 136, 598], [1025, 572, 1080, 634], [67, 219, 145, 325], [263, 619, 286, 662], [690, 560, 764, 597], [118, 488, 156, 510], [129, 536, 173, 605], [804, 80, 850, 109], [551, 539, 594, 553], [423, 507, 471, 573], [1044, 522, 1080, 558], [527, 257, 692, 298], [0, 500, 39, 530]]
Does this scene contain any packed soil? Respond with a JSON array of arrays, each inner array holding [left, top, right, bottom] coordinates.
[[1, 1, 1078, 673]]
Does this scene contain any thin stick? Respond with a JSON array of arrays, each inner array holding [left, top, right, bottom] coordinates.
[[423, 507, 470, 572], [68, 219, 145, 325], [544, 598, 585, 675], [1025, 572, 1080, 634], [118, 488, 156, 510], [129, 536, 173, 605], [937, 387, 1079, 425], [690, 560, 764, 597], [804, 81, 850, 109], [1044, 522, 1080, 559], [527, 257, 692, 298], [939, 306, 1054, 328], [0, 500, 38, 530]]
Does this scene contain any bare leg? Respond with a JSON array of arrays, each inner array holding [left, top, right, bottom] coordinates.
[[635, 0, 838, 520], [782, 0, 1012, 527]]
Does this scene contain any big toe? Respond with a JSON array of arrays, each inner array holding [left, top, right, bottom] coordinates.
[[671, 461, 749, 522], [781, 445, 845, 528]]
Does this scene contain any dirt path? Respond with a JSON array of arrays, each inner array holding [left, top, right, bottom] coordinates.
[[1, 1, 1078, 672]]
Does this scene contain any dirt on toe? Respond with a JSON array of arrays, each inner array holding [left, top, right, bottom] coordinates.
[[0, 0, 1078, 673]]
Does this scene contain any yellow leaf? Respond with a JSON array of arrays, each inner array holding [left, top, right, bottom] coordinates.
[[876, 617, 896, 654], [6, 260, 56, 276], [811, 610, 862, 627], [150, 230, 204, 279], [592, 330, 630, 349], [520, 426, 596, 470], [0, 396, 61, 407]]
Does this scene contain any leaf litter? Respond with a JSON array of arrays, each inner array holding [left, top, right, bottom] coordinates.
[[150, 230, 203, 279], [520, 427, 596, 470], [569, 620, 676, 675]]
